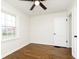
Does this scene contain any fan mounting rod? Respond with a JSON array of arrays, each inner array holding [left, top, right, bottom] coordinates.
[[35, 0, 40, 6]]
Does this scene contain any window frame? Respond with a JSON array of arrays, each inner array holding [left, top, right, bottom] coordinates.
[[1, 10, 17, 42]]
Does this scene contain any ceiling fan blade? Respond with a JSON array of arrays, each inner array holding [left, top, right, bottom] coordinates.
[[30, 4, 35, 10], [40, 2, 47, 10]]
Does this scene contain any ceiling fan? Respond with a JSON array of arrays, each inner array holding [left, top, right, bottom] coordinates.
[[21, 0, 47, 10]]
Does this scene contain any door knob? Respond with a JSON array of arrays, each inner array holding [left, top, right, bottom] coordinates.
[[74, 35, 77, 38]]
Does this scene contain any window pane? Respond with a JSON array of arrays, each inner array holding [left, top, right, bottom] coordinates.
[[11, 16, 16, 27], [1, 11, 16, 40], [6, 13, 12, 26], [1, 12, 6, 26]]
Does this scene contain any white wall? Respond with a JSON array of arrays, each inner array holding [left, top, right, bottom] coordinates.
[[1, 1, 30, 58], [30, 12, 68, 45], [0, 27, 1, 59], [30, 14, 54, 45]]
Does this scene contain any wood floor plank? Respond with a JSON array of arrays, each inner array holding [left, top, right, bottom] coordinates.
[[3, 43, 74, 59]]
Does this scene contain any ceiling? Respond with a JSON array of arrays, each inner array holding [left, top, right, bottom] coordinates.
[[2, 0, 74, 16]]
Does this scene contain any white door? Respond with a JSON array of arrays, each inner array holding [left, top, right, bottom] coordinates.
[[53, 16, 69, 47]]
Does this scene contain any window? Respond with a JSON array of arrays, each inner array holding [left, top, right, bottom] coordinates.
[[1, 11, 16, 41]]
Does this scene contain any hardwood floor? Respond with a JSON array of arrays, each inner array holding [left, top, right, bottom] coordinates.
[[3, 43, 74, 59]]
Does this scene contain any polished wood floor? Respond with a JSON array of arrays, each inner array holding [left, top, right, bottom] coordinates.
[[3, 43, 74, 59]]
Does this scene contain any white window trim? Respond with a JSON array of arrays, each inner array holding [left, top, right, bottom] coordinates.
[[1, 11, 17, 42]]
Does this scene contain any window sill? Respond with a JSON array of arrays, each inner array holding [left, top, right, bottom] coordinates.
[[1, 37, 17, 42]]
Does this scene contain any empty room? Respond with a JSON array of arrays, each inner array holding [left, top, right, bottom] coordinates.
[[1, 0, 77, 59]]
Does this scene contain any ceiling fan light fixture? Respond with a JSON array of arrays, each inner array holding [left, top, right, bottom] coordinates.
[[35, 1, 40, 6]]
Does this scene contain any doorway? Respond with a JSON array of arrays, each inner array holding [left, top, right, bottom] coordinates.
[[53, 16, 71, 47]]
